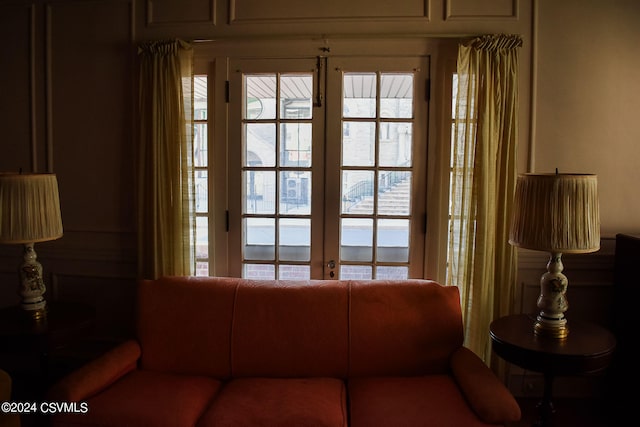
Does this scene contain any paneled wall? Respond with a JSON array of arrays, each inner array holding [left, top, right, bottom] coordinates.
[[0, 0, 137, 341], [138, 0, 526, 40], [0, 0, 534, 340]]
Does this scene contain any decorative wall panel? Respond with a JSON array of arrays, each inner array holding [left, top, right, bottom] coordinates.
[[147, 0, 216, 25], [52, 273, 137, 341], [230, 0, 429, 23], [445, 0, 518, 20], [515, 238, 615, 326], [0, 3, 37, 172], [48, 1, 135, 233]]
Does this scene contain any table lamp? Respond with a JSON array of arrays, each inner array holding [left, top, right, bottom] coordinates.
[[0, 173, 63, 320], [508, 173, 600, 339]]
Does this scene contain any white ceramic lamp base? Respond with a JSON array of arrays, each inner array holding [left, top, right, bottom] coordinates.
[[534, 252, 569, 339], [18, 243, 47, 320]]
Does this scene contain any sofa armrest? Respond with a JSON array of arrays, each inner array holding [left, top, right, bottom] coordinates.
[[450, 346, 521, 424], [47, 339, 141, 402], [0, 369, 20, 427]]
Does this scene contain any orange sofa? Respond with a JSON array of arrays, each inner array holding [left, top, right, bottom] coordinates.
[[47, 276, 521, 427]]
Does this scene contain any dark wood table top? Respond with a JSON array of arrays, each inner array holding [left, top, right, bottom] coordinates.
[[0, 301, 95, 352], [490, 313, 616, 375]]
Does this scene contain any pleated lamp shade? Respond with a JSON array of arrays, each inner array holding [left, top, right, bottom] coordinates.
[[0, 173, 63, 244], [509, 173, 600, 254]]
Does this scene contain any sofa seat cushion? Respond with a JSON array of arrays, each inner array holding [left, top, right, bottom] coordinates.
[[348, 376, 503, 427], [51, 370, 222, 427], [196, 377, 347, 427]]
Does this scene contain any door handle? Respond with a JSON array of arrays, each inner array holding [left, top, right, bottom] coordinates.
[[327, 260, 336, 278]]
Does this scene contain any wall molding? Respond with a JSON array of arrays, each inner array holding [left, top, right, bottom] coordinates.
[[146, 0, 216, 27], [229, 0, 430, 25], [0, 230, 136, 277], [444, 0, 519, 21]]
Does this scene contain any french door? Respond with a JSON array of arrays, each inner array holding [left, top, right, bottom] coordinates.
[[228, 56, 429, 279]]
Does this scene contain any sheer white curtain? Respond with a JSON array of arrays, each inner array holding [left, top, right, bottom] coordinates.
[[137, 39, 195, 279], [447, 34, 522, 361]]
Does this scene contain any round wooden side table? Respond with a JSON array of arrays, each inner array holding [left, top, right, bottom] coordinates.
[[490, 313, 616, 427], [0, 301, 96, 399]]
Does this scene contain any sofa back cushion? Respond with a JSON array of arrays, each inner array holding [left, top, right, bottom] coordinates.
[[136, 277, 463, 379], [231, 280, 349, 378], [348, 280, 463, 377], [137, 276, 239, 377]]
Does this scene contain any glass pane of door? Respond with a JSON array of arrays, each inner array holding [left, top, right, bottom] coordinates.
[[229, 59, 324, 279], [325, 57, 428, 279]]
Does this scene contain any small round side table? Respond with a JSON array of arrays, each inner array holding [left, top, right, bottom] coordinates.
[[0, 301, 96, 399], [490, 313, 616, 427]]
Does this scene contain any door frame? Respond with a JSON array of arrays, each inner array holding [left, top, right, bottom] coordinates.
[[193, 37, 458, 281]]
